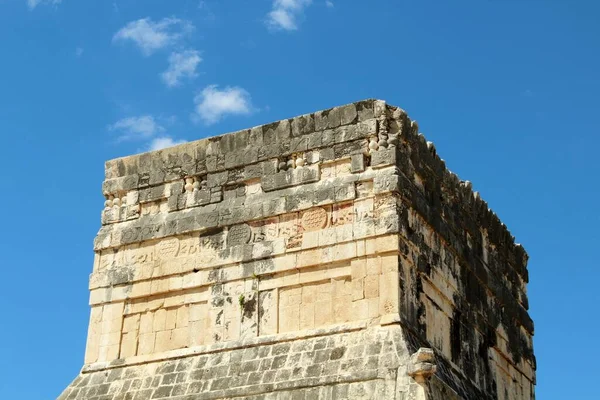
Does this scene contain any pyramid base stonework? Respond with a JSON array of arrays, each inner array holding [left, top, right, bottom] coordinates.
[[61, 324, 477, 400], [59, 100, 534, 399]]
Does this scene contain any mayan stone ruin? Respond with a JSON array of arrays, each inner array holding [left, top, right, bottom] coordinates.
[[59, 100, 535, 400]]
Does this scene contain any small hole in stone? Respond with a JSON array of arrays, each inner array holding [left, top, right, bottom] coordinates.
[[193, 268, 199, 273]]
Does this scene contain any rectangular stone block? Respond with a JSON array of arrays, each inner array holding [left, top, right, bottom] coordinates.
[[370, 148, 397, 168], [351, 154, 365, 173]]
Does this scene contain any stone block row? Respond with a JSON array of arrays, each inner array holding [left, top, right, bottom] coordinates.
[[60, 325, 406, 400]]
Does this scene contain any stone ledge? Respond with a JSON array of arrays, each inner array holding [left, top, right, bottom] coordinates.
[[94, 167, 400, 251], [166, 371, 383, 400], [82, 320, 369, 373], [88, 234, 401, 294], [61, 323, 405, 400], [103, 100, 380, 180]]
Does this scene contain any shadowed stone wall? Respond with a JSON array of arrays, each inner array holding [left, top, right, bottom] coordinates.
[[59, 99, 534, 400]]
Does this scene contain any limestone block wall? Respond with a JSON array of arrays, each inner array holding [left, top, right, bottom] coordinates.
[[390, 119, 535, 399], [59, 99, 535, 400]]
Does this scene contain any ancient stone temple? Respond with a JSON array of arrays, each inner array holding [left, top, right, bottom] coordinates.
[[59, 100, 535, 400]]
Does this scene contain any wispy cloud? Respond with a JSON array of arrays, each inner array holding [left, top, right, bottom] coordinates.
[[193, 85, 254, 125], [108, 115, 165, 142], [161, 49, 202, 87], [27, 0, 61, 10], [522, 89, 534, 97], [109, 115, 184, 151], [267, 0, 312, 31], [75, 47, 84, 58], [113, 17, 194, 56], [325, 1, 334, 8], [147, 136, 186, 151], [268, 9, 296, 30], [198, 1, 216, 22]]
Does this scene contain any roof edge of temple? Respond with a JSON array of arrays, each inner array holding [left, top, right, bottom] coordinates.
[[105, 98, 386, 166], [102, 98, 528, 273]]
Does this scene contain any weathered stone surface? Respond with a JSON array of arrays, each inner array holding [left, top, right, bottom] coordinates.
[[61, 99, 535, 400]]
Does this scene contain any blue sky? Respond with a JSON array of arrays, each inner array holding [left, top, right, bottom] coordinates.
[[0, 0, 598, 398]]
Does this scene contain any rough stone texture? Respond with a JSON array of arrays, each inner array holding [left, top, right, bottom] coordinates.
[[59, 99, 535, 399]]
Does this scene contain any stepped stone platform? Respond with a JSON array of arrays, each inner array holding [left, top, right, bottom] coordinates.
[[59, 99, 535, 399]]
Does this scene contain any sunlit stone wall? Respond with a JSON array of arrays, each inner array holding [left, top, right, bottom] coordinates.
[[59, 100, 535, 400]]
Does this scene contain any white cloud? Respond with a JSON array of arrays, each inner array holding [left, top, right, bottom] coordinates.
[[522, 89, 534, 97], [109, 115, 184, 151], [161, 49, 202, 87], [268, 9, 297, 30], [113, 17, 194, 56], [109, 115, 165, 142], [193, 85, 254, 125], [147, 136, 186, 151], [325, 1, 334, 8], [198, 1, 216, 21], [267, 0, 312, 31], [27, 0, 61, 10], [275, 0, 311, 10]]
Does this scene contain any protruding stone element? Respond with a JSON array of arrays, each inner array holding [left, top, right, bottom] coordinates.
[[426, 141, 436, 153], [350, 154, 365, 173], [227, 223, 252, 246], [300, 207, 328, 231], [461, 180, 472, 191], [368, 138, 379, 152], [156, 237, 180, 260], [407, 348, 437, 383], [185, 177, 194, 192], [388, 135, 398, 147], [374, 99, 387, 118], [286, 157, 296, 169], [411, 120, 419, 135], [184, 176, 207, 195]]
